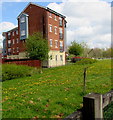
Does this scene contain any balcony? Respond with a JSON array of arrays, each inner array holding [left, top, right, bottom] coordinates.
[[59, 33, 63, 40], [59, 21, 63, 27], [60, 46, 64, 52], [8, 43, 11, 48], [8, 35, 11, 40]]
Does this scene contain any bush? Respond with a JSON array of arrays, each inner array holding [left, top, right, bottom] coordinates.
[[71, 57, 83, 63], [2, 64, 39, 81], [76, 58, 97, 65]]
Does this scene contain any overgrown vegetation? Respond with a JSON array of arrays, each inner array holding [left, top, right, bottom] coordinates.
[[2, 60, 111, 118], [76, 58, 97, 65], [2, 64, 39, 81], [68, 41, 84, 56], [104, 102, 113, 119]]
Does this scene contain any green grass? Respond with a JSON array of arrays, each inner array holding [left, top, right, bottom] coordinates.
[[2, 60, 112, 118], [104, 102, 113, 119]]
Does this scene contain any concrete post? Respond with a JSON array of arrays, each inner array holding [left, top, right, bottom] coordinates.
[[83, 93, 103, 120]]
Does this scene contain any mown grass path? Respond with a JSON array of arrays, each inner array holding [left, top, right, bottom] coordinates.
[[2, 60, 112, 118]]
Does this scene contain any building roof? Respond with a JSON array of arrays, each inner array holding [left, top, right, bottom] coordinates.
[[17, 2, 66, 19], [2, 27, 18, 35]]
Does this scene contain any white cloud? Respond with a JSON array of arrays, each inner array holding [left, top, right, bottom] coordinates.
[[0, 22, 17, 47], [48, 0, 111, 48]]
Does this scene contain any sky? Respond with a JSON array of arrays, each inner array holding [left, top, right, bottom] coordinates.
[[0, 0, 113, 48]]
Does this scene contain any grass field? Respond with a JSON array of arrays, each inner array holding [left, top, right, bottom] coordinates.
[[2, 60, 112, 118]]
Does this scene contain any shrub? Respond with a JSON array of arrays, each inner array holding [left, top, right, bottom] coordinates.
[[76, 58, 97, 65], [2, 64, 39, 81], [71, 57, 83, 63]]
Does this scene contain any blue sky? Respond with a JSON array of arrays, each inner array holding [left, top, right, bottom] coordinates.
[[1, 0, 112, 25], [2, 2, 61, 25], [0, 0, 112, 48]]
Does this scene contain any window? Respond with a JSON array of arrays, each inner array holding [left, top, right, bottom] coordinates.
[[59, 17, 63, 26], [17, 38, 19, 43], [59, 28, 63, 39], [17, 47, 19, 52], [60, 55, 63, 61], [54, 15, 57, 21], [60, 41, 63, 52], [13, 48, 15, 53], [8, 48, 11, 53], [8, 40, 11, 44], [8, 32, 11, 36], [16, 30, 18, 35], [49, 25, 52, 32], [60, 41, 63, 47], [59, 28, 63, 33], [50, 39, 53, 47], [21, 17, 25, 23], [12, 31, 14, 36], [56, 55, 57, 61], [55, 40, 58, 48], [50, 55, 52, 60], [21, 30, 25, 36], [54, 26, 57, 34], [8, 40, 11, 47], [49, 12, 52, 18], [13, 39, 15, 44]]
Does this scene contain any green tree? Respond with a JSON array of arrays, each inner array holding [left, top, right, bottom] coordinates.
[[68, 41, 84, 56], [26, 32, 49, 61]]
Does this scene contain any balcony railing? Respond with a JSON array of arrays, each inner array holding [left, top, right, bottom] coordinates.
[[8, 43, 11, 48], [8, 35, 11, 40], [60, 46, 64, 52], [59, 33, 63, 40], [59, 21, 63, 27]]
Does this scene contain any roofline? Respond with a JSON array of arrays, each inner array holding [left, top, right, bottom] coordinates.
[[17, 2, 66, 19], [17, 2, 46, 19], [3, 27, 18, 33], [47, 7, 66, 18]]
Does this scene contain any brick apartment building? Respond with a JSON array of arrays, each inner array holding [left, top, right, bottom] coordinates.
[[2, 2, 67, 67]]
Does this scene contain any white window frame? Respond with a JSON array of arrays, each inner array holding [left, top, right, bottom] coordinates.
[[12, 31, 14, 36], [59, 17, 63, 26], [54, 26, 57, 34], [59, 28, 63, 33], [60, 41, 63, 47], [21, 17, 25, 23], [21, 30, 25, 36], [8, 32, 11, 36], [56, 55, 58, 61], [49, 24, 52, 32], [50, 39, 53, 47], [8, 40, 11, 44], [54, 15, 57, 21], [60, 55, 63, 61], [55, 40, 58, 48], [16, 30, 18, 35]]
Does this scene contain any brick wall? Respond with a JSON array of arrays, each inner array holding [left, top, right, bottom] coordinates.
[[2, 59, 41, 68]]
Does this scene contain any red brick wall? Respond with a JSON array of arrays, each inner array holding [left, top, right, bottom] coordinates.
[[47, 11, 65, 51], [20, 4, 48, 37], [2, 59, 41, 68]]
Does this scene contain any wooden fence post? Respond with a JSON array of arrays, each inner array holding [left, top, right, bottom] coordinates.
[[83, 67, 87, 93], [83, 93, 103, 120]]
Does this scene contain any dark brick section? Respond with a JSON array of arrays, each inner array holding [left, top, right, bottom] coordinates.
[[2, 59, 41, 68]]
